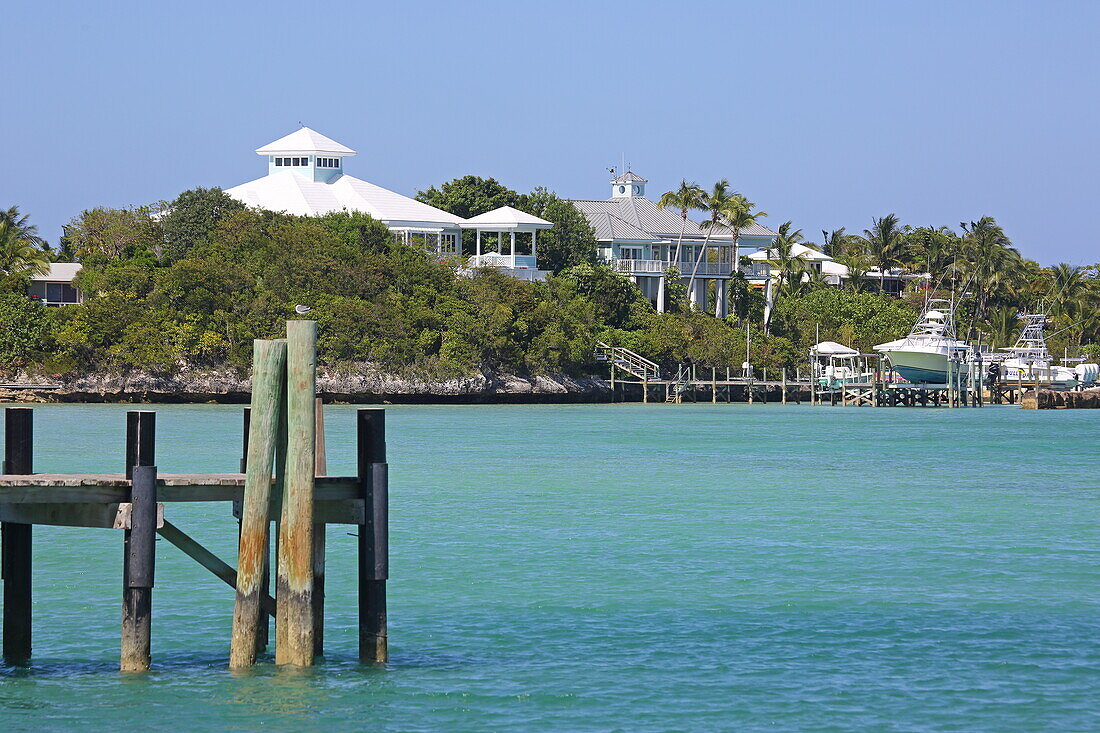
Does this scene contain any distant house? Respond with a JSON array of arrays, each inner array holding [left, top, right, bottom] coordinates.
[[223, 127, 549, 280], [29, 263, 83, 306], [746, 245, 922, 304], [568, 172, 777, 316]]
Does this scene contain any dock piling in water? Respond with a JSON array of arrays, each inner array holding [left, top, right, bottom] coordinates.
[[230, 339, 287, 669], [276, 320, 317, 666], [357, 408, 389, 663], [121, 411, 156, 671], [2, 407, 33, 665]]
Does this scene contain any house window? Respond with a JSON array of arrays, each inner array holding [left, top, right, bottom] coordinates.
[[316, 157, 342, 169], [45, 282, 79, 305], [441, 233, 458, 254], [619, 246, 643, 260]]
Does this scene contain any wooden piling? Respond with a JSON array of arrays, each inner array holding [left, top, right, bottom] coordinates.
[[230, 339, 287, 669], [358, 408, 388, 664], [2, 407, 33, 664], [276, 320, 317, 667], [121, 410, 156, 672], [121, 464, 157, 672]]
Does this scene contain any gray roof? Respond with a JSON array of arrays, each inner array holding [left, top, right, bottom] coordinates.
[[568, 196, 777, 242], [610, 170, 648, 184]]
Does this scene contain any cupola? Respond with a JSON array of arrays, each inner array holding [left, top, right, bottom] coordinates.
[[255, 126, 356, 184]]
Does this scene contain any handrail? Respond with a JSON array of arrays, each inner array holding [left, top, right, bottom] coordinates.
[[594, 341, 661, 381]]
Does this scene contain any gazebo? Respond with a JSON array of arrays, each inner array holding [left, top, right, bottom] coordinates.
[[462, 206, 553, 281]]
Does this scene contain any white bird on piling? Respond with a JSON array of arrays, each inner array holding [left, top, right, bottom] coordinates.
[[294, 304, 311, 314]]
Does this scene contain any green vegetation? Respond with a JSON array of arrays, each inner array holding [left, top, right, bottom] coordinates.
[[2, 180, 1098, 385]]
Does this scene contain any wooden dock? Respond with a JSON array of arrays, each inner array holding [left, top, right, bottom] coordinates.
[[0, 321, 390, 671]]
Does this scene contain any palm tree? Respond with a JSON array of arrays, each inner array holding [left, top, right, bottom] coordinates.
[[0, 206, 47, 250], [763, 221, 806, 331], [657, 180, 704, 266], [686, 180, 735, 302], [835, 249, 872, 293], [987, 305, 1019, 349], [821, 227, 855, 258], [959, 217, 1021, 338], [858, 214, 906, 293], [0, 218, 51, 278]]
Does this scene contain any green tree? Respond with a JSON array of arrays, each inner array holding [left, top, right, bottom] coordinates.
[[415, 175, 518, 220], [687, 180, 735, 298], [516, 188, 598, 273], [657, 180, 705, 264], [63, 206, 160, 261], [160, 187, 245, 262], [0, 211, 51, 280], [0, 290, 50, 368], [857, 214, 907, 293]]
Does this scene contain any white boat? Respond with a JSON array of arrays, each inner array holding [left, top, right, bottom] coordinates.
[[997, 313, 1085, 389], [874, 299, 969, 384]]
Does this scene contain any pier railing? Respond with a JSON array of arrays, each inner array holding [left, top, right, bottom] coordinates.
[[594, 342, 661, 382]]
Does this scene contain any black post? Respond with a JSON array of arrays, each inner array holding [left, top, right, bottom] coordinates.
[[357, 409, 388, 664], [240, 407, 251, 473], [122, 411, 155, 671], [2, 407, 33, 664]]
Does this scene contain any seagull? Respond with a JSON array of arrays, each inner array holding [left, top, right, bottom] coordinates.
[[294, 304, 311, 314]]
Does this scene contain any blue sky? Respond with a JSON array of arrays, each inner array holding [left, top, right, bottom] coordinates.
[[3, 1, 1098, 264]]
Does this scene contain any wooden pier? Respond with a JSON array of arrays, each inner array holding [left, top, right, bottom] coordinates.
[[0, 321, 390, 671]]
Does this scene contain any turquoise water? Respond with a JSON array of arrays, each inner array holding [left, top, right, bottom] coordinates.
[[0, 403, 1098, 731]]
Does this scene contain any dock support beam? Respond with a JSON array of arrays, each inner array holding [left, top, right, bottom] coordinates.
[[358, 409, 389, 664], [276, 320, 317, 666], [230, 339, 287, 669], [121, 411, 156, 671], [2, 407, 33, 665]]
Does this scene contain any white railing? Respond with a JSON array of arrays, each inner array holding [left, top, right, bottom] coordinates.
[[611, 259, 733, 276], [469, 253, 538, 269]]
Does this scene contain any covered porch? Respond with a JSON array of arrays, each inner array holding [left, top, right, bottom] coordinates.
[[461, 206, 553, 279]]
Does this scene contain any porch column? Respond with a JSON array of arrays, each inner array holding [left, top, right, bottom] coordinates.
[[531, 229, 537, 261], [476, 230, 482, 258], [656, 276, 666, 314], [715, 280, 727, 318], [688, 277, 700, 309], [510, 231, 516, 260]]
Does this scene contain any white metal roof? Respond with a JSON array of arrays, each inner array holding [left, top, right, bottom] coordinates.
[[570, 197, 776, 242], [746, 243, 832, 262], [461, 206, 553, 229], [224, 171, 465, 226], [811, 341, 859, 355], [30, 262, 82, 282], [255, 127, 356, 157]]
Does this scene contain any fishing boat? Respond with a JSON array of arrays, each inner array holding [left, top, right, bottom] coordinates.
[[997, 313, 1093, 389], [873, 299, 970, 384]]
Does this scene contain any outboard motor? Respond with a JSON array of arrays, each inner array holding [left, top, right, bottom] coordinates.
[[987, 362, 1001, 385], [1074, 363, 1099, 385]]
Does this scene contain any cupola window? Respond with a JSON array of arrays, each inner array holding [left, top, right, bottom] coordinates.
[[273, 157, 310, 167], [317, 157, 342, 169]]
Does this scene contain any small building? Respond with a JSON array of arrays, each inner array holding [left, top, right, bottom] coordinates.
[[223, 128, 553, 280], [461, 206, 552, 282], [29, 263, 83, 306], [568, 172, 776, 316]]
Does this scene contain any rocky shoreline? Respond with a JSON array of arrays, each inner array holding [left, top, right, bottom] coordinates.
[[0, 367, 614, 404], [1021, 388, 1100, 409]]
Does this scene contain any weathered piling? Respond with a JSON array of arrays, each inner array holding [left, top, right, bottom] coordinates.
[[121, 411, 156, 671], [230, 339, 287, 669], [2, 407, 33, 664], [358, 408, 389, 663], [276, 320, 317, 666]]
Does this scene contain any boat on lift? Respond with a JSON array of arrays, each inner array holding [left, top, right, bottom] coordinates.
[[873, 299, 970, 384], [997, 313, 1094, 389]]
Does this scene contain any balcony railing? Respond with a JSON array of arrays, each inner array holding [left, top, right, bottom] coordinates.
[[611, 259, 733, 276], [469, 253, 538, 269]]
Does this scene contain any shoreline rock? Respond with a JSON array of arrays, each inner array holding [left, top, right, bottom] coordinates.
[[0, 367, 613, 404], [1021, 388, 1100, 409]]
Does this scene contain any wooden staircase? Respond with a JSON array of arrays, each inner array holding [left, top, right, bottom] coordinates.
[[594, 342, 661, 382]]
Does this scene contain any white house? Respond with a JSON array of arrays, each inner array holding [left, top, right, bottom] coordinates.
[[224, 127, 549, 279], [568, 172, 777, 316], [28, 263, 83, 306]]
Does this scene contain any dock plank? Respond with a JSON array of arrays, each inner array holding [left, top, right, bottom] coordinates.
[[0, 474, 359, 504]]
